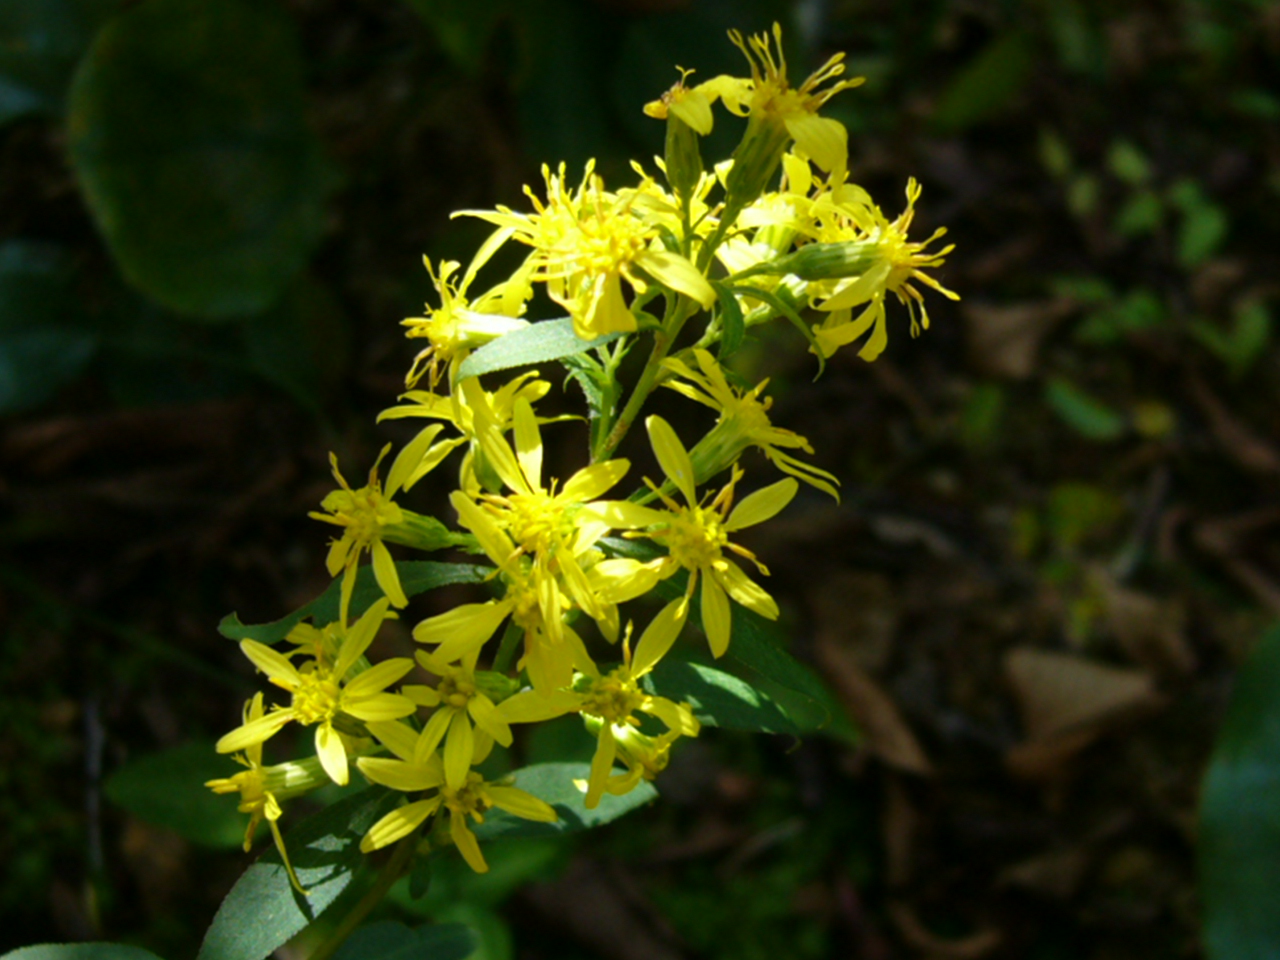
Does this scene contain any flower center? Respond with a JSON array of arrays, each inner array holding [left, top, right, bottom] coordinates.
[[444, 772, 493, 821], [502, 492, 572, 557], [437, 672, 477, 711], [580, 671, 646, 724], [660, 505, 727, 571], [291, 670, 341, 725]]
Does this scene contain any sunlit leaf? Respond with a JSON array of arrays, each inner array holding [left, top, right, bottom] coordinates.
[[456, 318, 624, 381]]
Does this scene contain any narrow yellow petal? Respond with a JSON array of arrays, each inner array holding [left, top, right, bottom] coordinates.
[[365, 719, 419, 761], [498, 689, 582, 723], [343, 657, 414, 699], [631, 597, 689, 677], [444, 711, 474, 790], [560, 459, 629, 502], [701, 574, 731, 658], [635, 249, 715, 309], [413, 600, 509, 657], [450, 809, 488, 872], [414, 706, 454, 763], [344, 692, 417, 722], [724, 478, 798, 532], [240, 640, 301, 687], [356, 757, 442, 792], [468, 695, 513, 747], [371, 541, 408, 608], [586, 725, 617, 810], [784, 113, 848, 174], [512, 397, 543, 491], [385, 424, 445, 498], [646, 415, 697, 504], [216, 710, 293, 754], [360, 797, 441, 853], [334, 597, 391, 678], [315, 723, 349, 785], [716, 561, 779, 620], [818, 261, 891, 312], [487, 785, 558, 823]]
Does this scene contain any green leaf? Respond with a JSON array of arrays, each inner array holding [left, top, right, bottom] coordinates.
[[600, 537, 837, 730], [0, 0, 117, 124], [1178, 202, 1228, 267], [218, 561, 492, 644], [0, 240, 98, 413], [1044, 376, 1126, 441], [930, 32, 1035, 132], [103, 741, 246, 848], [1106, 140, 1151, 186], [711, 280, 745, 360], [645, 656, 799, 735], [332, 921, 476, 960], [1200, 623, 1280, 960], [456, 318, 625, 381], [67, 0, 336, 318], [243, 277, 350, 413], [198, 787, 401, 960], [2, 946, 163, 960], [471, 763, 656, 842], [1113, 190, 1162, 237]]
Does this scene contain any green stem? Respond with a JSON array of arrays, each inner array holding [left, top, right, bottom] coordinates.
[[306, 835, 416, 960]]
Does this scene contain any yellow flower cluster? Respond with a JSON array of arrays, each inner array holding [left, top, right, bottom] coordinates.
[[210, 23, 956, 885]]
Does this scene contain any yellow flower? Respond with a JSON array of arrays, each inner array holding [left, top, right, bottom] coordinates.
[[404, 649, 532, 791], [357, 727, 557, 873], [402, 254, 531, 391], [458, 161, 715, 341], [215, 599, 416, 785], [604, 417, 797, 657], [206, 693, 328, 894], [809, 178, 959, 361], [501, 612, 700, 808], [662, 348, 839, 499], [310, 447, 410, 625], [413, 491, 596, 693], [720, 23, 864, 177]]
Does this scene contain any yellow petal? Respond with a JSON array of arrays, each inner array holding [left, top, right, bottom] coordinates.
[[343, 657, 414, 699], [413, 600, 510, 660], [240, 640, 301, 687], [577, 500, 666, 530], [334, 597, 392, 678], [360, 797, 441, 853], [561, 459, 629, 502], [646, 415, 697, 504], [700, 574, 731, 658], [715, 561, 779, 620], [371, 541, 408, 608], [315, 723, 349, 785], [724, 478, 798, 532], [818, 261, 891, 312], [487, 785, 558, 823], [414, 706, 454, 763], [579, 272, 637, 340], [450, 809, 488, 873], [498, 689, 582, 723], [635, 250, 715, 309], [216, 709, 293, 754], [586, 725, 617, 810], [784, 113, 848, 174], [468, 695, 513, 747], [344, 691, 417, 722], [450, 490, 516, 567], [443, 711, 474, 791], [631, 597, 689, 677], [356, 757, 443, 792], [512, 397, 543, 491], [365, 719, 419, 761], [385, 424, 445, 498]]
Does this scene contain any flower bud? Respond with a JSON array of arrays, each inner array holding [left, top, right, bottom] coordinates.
[[664, 113, 703, 208]]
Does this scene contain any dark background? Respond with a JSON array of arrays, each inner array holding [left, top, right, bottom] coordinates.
[[2, 0, 1279, 958]]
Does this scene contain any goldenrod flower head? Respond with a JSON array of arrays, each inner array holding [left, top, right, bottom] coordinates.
[[405, 649, 541, 791], [357, 738, 557, 873], [612, 417, 797, 657], [459, 161, 714, 341], [663, 349, 840, 499], [310, 446, 409, 625], [722, 23, 863, 176], [810, 178, 959, 361], [402, 256, 530, 390], [216, 599, 416, 786], [206, 692, 331, 892]]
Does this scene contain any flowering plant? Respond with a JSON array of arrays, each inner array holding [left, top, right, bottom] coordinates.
[[203, 22, 955, 957]]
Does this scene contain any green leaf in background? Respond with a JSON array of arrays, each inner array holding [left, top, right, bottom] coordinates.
[[456, 318, 624, 381], [243, 277, 350, 413], [1199, 623, 1280, 960], [1106, 140, 1152, 186], [1168, 179, 1228, 267], [332, 921, 476, 960], [930, 32, 1034, 132], [67, 0, 336, 318], [219, 560, 492, 644], [471, 763, 656, 842], [402, 0, 509, 76], [103, 741, 246, 848], [712, 280, 745, 360], [1044, 376, 1126, 440], [1, 946, 163, 960], [646, 656, 800, 735], [0, 240, 97, 413], [1189, 299, 1271, 378], [197, 787, 401, 960], [1075, 287, 1163, 344], [0, 0, 117, 124]]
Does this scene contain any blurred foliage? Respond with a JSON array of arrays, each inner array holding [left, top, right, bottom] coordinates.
[[3, 0, 1280, 958]]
